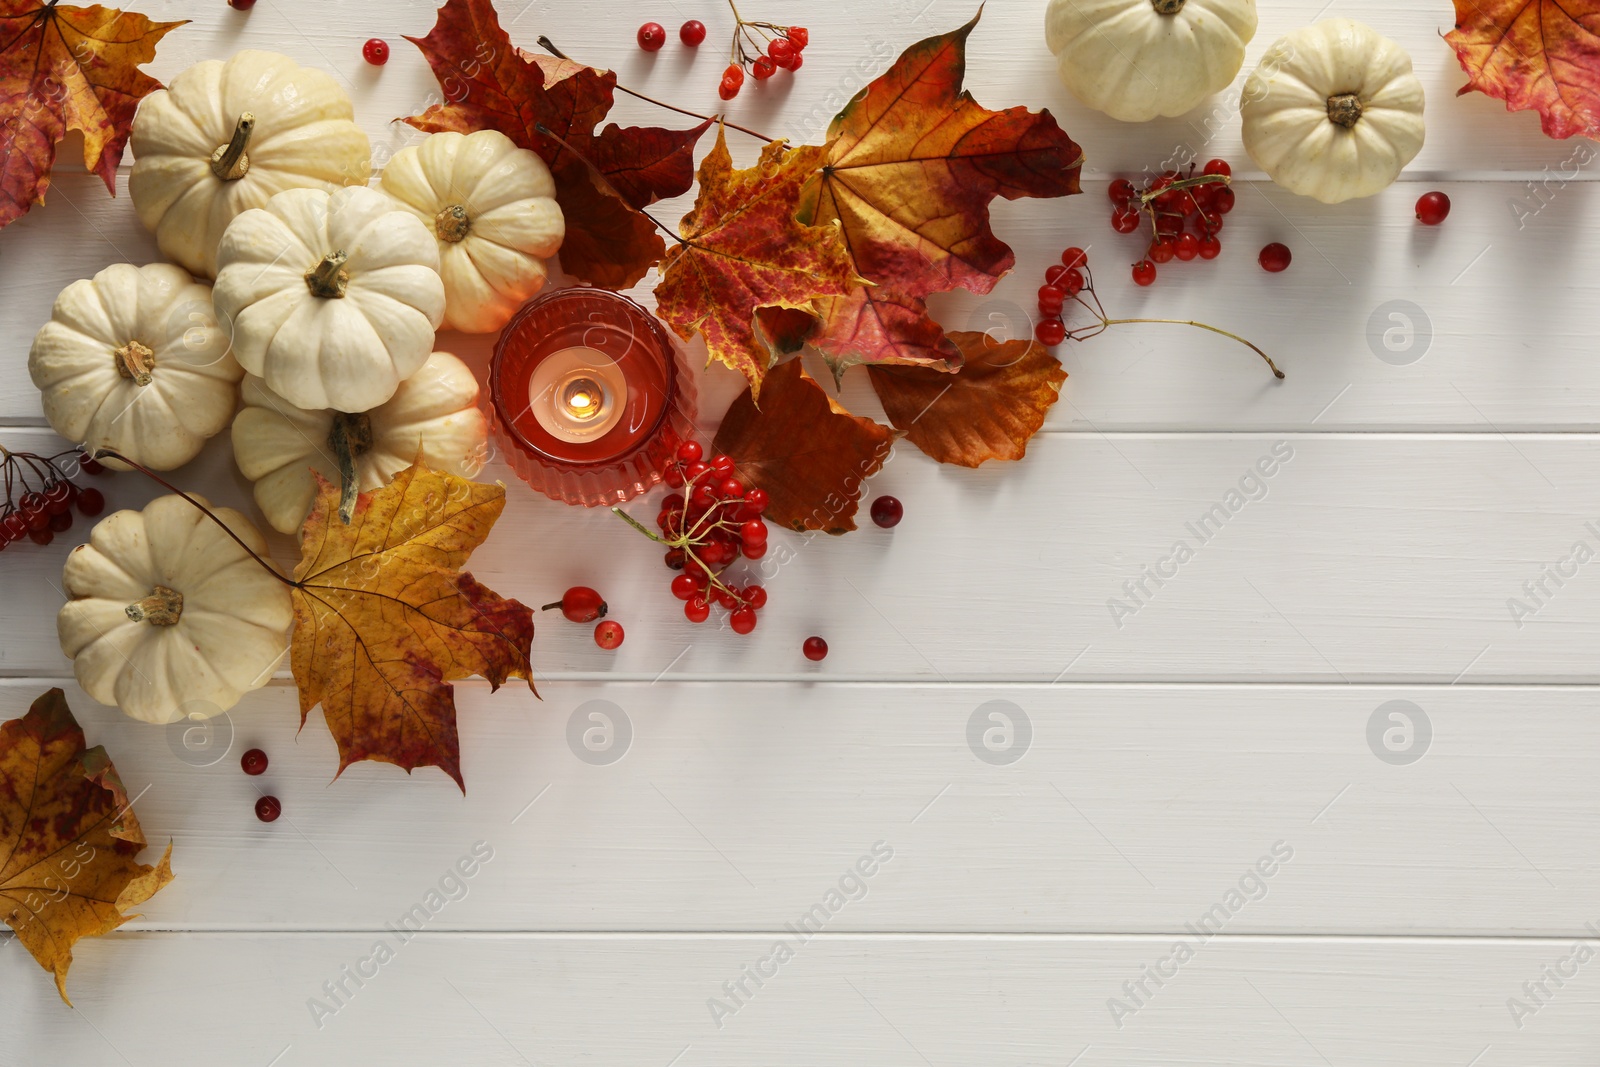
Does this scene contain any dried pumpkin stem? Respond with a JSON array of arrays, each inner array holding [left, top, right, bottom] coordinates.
[[1151, 0, 1186, 13], [210, 112, 256, 181], [327, 413, 373, 525], [306, 251, 351, 299], [1326, 93, 1363, 128], [113, 340, 155, 386], [126, 586, 183, 626], [435, 204, 472, 243]]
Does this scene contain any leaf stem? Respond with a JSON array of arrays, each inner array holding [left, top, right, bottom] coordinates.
[[1099, 318, 1284, 379]]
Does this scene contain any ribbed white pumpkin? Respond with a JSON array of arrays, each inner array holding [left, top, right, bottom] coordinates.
[[1240, 20, 1425, 204], [212, 185, 446, 414], [378, 130, 565, 334], [232, 351, 489, 535], [29, 264, 241, 472], [129, 50, 373, 279], [58, 495, 293, 725], [1044, 0, 1258, 122]]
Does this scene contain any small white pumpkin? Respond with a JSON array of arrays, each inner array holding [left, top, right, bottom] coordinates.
[[378, 130, 565, 334], [1240, 20, 1425, 204], [130, 50, 373, 280], [29, 263, 242, 472], [232, 351, 489, 535], [213, 185, 447, 414], [58, 495, 293, 725], [1045, 0, 1258, 122]]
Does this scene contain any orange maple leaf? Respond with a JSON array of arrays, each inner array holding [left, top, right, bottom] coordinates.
[[711, 358, 896, 534], [291, 464, 536, 792], [0, 688, 174, 1004], [402, 0, 709, 289], [797, 10, 1083, 376], [1447, 0, 1600, 139], [0, 0, 185, 228], [656, 129, 863, 396], [869, 331, 1066, 467]]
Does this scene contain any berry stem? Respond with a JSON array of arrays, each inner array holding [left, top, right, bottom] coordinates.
[[1099, 318, 1284, 379], [535, 37, 774, 142]]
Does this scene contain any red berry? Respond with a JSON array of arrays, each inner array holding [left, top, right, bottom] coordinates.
[[1175, 233, 1200, 261], [594, 620, 625, 650], [741, 540, 768, 560], [1155, 214, 1183, 237], [1198, 235, 1222, 260], [752, 56, 776, 80], [1149, 239, 1175, 264], [720, 478, 745, 499], [1060, 247, 1087, 269], [1258, 242, 1291, 273], [255, 796, 281, 823], [1212, 187, 1236, 214], [710, 454, 735, 478], [1132, 259, 1157, 286], [1111, 208, 1141, 234], [787, 26, 809, 49], [744, 488, 769, 513], [1044, 264, 1069, 287], [241, 749, 268, 776], [1198, 212, 1223, 233], [1203, 158, 1231, 177], [719, 71, 743, 100], [546, 586, 607, 623], [680, 20, 707, 46], [27, 527, 52, 546], [677, 441, 702, 465], [1108, 178, 1136, 203], [671, 574, 699, 600], [664, 466, 685, 488], [637, 22, 667, 51], [713, 587, 739, 610], [684, 461, 710, 484], [48, 510, 72, 533], [80, 457, 106, 475], [1037, 284, 1065, 314], [730, 607, 758, 635], [228, 0, 255, 8], [788, 53, 804, 71], [1035, 317, 1067, 347], [2, 513, 26, 541], [19, 491, 44, 519], [362, 39, 389, 65], [44, 481, 72, 515], [870, 495, 903, 528], [740, 519, 768, 544], [803, 636, 828, 661], [745, 585, 768, 609], [1416, 191, 1450, 225], [1060, 268, 1084, 297], [685, 596, 710, 624], [768, 37, 795, 63]]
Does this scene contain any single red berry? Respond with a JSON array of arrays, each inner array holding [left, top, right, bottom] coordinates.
[[720, 478, 744, 499], [594, 620, 625, 650], [723, 64, 745, 89], [664, 548, 687, 570], [362, 39, 390, 65], [1175, 232, 1200, 261], [1416, 191, 1451, 225], [241, 749, 268, 776], [1212, 187, 1236, 214], [744, 488, 769, 513], [43, 481, 73, 515], [1060, 247, 1087, 269], [1035, 317, 1067, 347], [1037, 284, 1065, 314], [1258, 242, 1291, 273], [1198, 235, 1222, 260], [787, 26, 809, 49], [719, 72, 743, 100], [1149, 239, 1175, 264], [1198, 211, 1223, 233], [684, 461, 710, 484], [19, 491, 45, 519], [255, 796, 281, 823], [752, 56, 776, 79], [1060, 268, 1084, 297], [787, 53, 804, 71], [637, 22, 667, 51], [1202, 158, 1231, 178], [713, 587, 739, 610], [870, 495, 903, 529], [745, 585, 768, 609], [1155, 214, 1183, 237], [1132, 259, 1157, 286], [741, 540, 768, 560], [664, 466, 685, 488], [768, 37, 795, 63], [228, 0, 255, 9], [671, 574, 699, 601], [48, 510, 72, 533], [2, 513, 26, 540], [680, 20, 707, 46], [544, 586, 607, 623], [79, 457, 106, 475], [1044, 264, 1069, 287], [677, 441, 702, 464], [1108, 178, 1136, 203], [740, 519, 768, 544], [27, 527, 52, 546], [1111, 208, 1141, 234], [730, 607, 758, 635], [803, 636, 829, 661], [685, 596, 711, 624]]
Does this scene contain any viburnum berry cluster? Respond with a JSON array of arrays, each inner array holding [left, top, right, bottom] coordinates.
[[1108, 158, 1236, 286], [718, 4, 808, 99], [0, 449, 106, 550], [615, 441, 770, 634]]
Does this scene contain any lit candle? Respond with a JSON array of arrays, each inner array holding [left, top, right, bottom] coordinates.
[[527, 346, 628, 442]]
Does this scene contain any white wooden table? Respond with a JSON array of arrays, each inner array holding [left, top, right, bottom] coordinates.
[[5, 0, 1600, 1063]]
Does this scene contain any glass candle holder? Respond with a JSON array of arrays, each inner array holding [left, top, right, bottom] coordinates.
[[486, 288, 696, 507]]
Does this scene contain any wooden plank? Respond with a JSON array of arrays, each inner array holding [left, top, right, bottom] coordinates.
[[4, 678, 1592, 936], [3, 932, 1593, 1066]]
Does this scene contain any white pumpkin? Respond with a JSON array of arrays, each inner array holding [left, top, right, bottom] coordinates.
[[1240, 20, 1425, 204], [212, 185, 447, 414], [58, 495, 293, 725], [130, 50, 373, 280], [232, 351, 489, 535], [29, 263, 242, 472], [378, 130, 565, 334], [1045, 0, 1258, 122]]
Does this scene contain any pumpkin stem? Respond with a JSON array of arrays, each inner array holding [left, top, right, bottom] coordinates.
[[306, 251, 351, 299], [1151, 0, 1186, 12], [126, 585, 184, 626], [210, 113, 256, 181], [328, 412, 374, 525], [1326, 93, 1364, 128], [113, 341, 156, 386], [435, 204, 472, 243]]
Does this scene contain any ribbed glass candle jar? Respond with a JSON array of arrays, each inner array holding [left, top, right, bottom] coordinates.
[[486, 288, 696, 507]]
